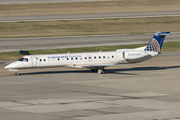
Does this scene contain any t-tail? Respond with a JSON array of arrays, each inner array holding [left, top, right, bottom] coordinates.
[[144, 32, 171, 53]]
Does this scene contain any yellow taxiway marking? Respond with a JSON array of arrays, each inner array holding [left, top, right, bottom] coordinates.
[[34, 75, 50, 77]]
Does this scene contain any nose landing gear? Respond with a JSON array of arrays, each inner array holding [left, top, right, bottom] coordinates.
[[15, 72, 19, 76]]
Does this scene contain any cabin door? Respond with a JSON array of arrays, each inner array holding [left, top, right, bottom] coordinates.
[[32, 56, 37, 67], [88, 55, 92, 62]]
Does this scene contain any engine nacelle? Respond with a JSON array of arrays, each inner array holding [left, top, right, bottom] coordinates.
[[123, 51, 148, 60]]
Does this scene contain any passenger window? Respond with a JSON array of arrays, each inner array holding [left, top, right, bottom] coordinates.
[[99, 56, 101, 59], [76, 58, 78, 60], [40, 59, 42, 62], [112, 55, 114, 58], [103, 56, 105, 59], [67, 58, 69, 60], [85, 57, 87, 59], [57, 58, 60, 61], [94, 56, 96, 59], [44, 59, 46, 61], [80, 58, 82, 60], [71, 58, 73, 60], [89, 57, 91, 59]]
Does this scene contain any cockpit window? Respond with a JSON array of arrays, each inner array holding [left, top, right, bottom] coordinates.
[[19, 58, 24, 61], [24, 58, 28, 62], [18, 58, 28, 62]]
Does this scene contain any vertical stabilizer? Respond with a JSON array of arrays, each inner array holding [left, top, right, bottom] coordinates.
[[144, 32, 171, 53]]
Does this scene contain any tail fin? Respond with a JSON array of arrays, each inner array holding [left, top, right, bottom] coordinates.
[[144, 31, 171, 53]]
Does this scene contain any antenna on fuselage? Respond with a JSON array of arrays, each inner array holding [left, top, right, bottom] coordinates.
[[19, 50, 30, 55]]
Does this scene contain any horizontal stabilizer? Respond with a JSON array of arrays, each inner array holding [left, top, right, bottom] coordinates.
[[19, 50, 30, 55], [155, 32, 171, 36]]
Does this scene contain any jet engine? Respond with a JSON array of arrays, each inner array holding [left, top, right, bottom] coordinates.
[[123, 51, 149, 62]]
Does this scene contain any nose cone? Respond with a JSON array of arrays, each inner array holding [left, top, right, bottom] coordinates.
[[5, 64, 11, 69], [4, 62, 18, 69]]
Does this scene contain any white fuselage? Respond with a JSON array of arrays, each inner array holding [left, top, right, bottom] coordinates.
[[4, 31, 170, 75], [5, 50, 158, 71]]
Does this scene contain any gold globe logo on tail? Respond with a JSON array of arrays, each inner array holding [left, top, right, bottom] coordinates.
[[144, 38, 160, 52]]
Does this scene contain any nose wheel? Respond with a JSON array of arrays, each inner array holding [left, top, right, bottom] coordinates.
[[15, 72, 19, 76]]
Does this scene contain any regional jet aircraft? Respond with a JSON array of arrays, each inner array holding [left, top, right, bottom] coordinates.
[[5, 32, 171, 75]]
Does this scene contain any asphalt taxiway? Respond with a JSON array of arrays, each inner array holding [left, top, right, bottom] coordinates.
[[0, 51, 180, 120], [1, 11, 180, 22], [0, 32, 180, 53], [0, 0, 110, 4]]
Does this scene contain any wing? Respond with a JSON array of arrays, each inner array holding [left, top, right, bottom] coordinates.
[[82, 64, 125, 69], [65, 63, 125, 69]]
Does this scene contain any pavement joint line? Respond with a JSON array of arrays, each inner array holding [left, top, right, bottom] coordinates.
[[68, 90, 173, 99], [15, 100, 104, 106], [152, 117, 180, 120], [83, 109, 117, 115]]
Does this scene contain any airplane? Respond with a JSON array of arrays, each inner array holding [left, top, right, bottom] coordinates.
[[5, 31, 171, 76]]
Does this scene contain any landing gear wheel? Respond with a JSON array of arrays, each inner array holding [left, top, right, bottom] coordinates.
[[92, 68, 98, 72], [15, 72, 19, 76], [98, 68, 105, 74]]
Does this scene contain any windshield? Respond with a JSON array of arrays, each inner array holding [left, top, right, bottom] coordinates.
[[19, 58, 24, 61], [18, 58, 28, 62]]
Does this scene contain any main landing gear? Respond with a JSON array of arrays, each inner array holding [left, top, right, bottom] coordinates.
[[91, 67, 105, 74], [98, 68, 105, 74]]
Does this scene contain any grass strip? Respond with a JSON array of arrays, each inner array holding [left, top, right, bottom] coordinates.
[[0, 42, 180, 61], [0, 17, 180, 38]]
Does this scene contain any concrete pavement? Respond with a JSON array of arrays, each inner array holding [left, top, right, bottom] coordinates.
[[0, 51, 180, 120]]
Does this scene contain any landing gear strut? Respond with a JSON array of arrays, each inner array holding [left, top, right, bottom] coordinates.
[[91, 68, 98, 73]]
